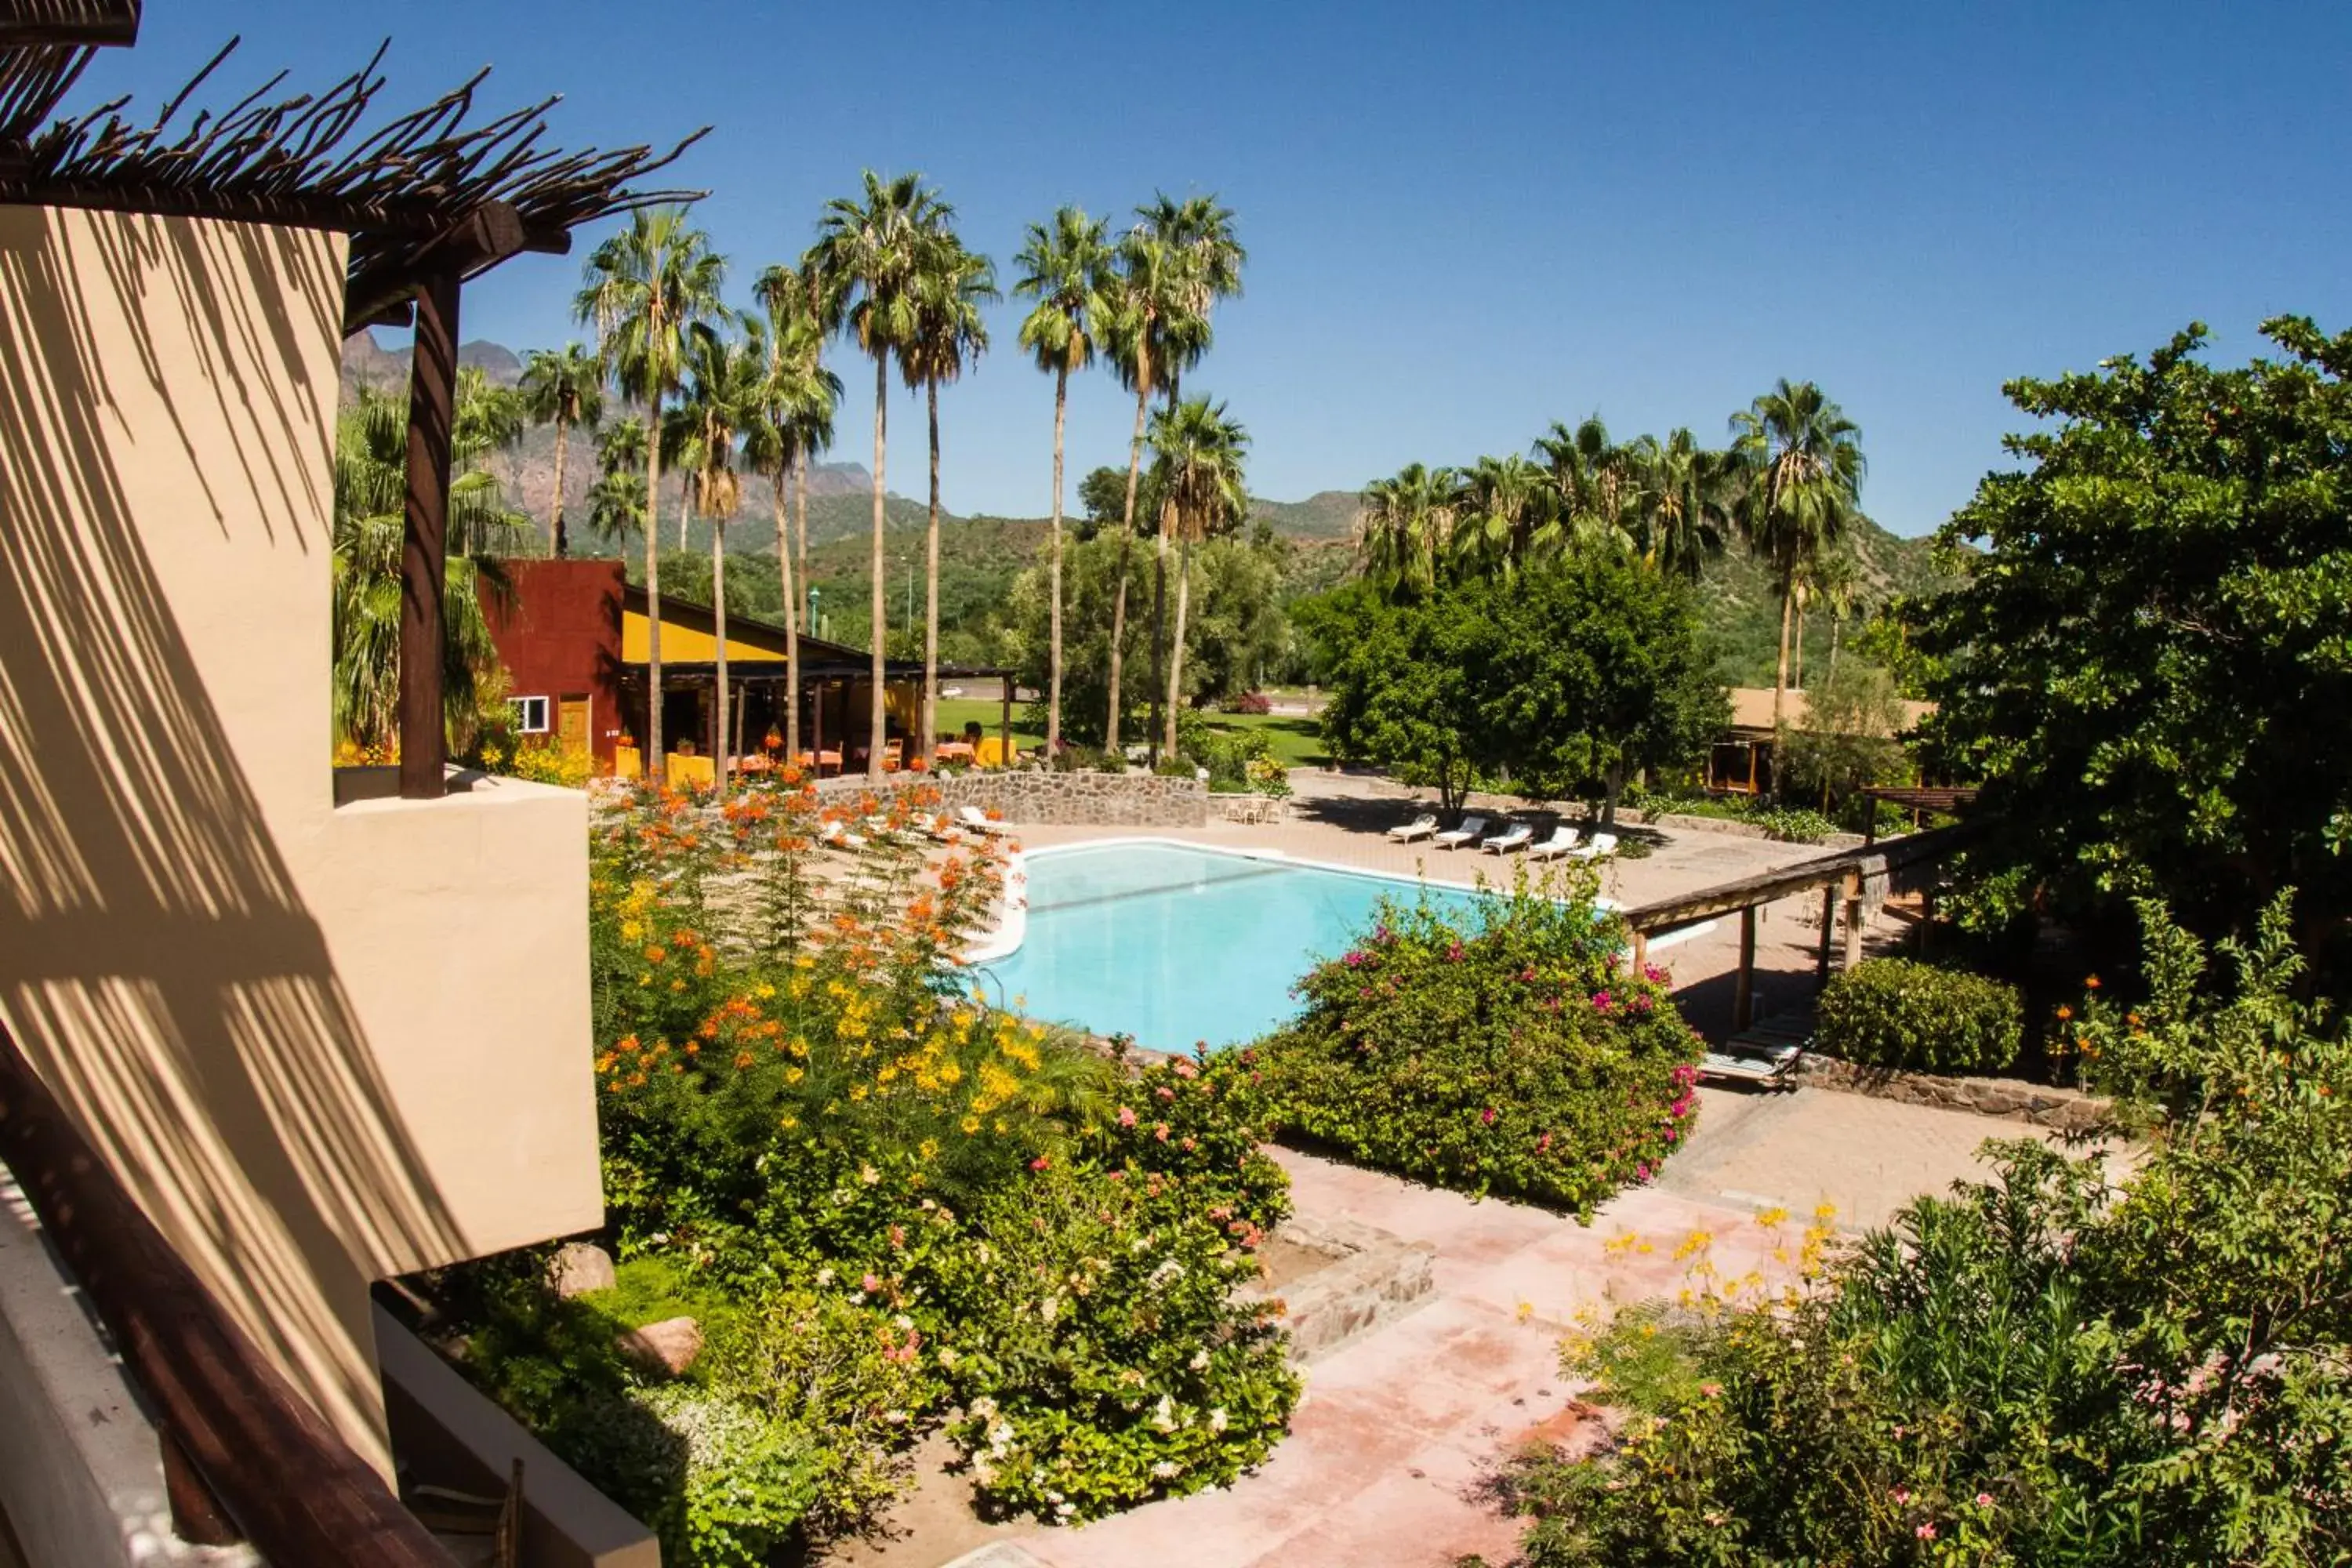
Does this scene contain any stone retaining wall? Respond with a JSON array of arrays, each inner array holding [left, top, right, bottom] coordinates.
[[1796, 1054, 2114, 1133], [815, 768, 1210, 827]]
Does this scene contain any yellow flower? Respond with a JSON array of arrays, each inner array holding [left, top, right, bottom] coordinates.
[[849, 1084, 869, 1102], [786, 1066, 804, 1084], [960, 1116, 981, 1134], [918, 1138, 939, 1161]]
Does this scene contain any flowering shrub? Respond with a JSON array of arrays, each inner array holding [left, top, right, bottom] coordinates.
[[1816, 957, 2022, 1073], [1493, 895, 2352, 1566], [1249, 878, 1702, 1215], [1222, 691, 1274, 715], [443, 775, 1298, 1559]]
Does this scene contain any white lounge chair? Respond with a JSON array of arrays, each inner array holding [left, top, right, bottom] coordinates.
[[1387, 811, 1439, 844], [1432, 814, 1488, 851], [955, 804, 1009, 836], [820, 818, 868, 852], [1569, 831, 1620, 861], [1526, 826, 1581, 861], [1698, 1040, 1803, 1091], [1479, 821, 1534, 855], [910, 810, 967, 844]]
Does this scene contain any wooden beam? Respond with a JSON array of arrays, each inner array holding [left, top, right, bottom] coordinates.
[[0, 0, 140, 45], [1816, 884, 1837, 986], [342, 201, 551, 339], [398, 266, 459, 800], [1843, 871, 1866, 971], [1622, 822, 1976, 938], [0, 1018, 456, 1566], [1733, 905, 1756, 1032]]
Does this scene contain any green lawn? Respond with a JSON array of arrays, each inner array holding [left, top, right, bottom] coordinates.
[[931, 695, 1043, 750], [1197, 711, 1329, 768]]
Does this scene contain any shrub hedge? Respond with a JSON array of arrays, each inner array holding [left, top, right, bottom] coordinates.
[[1248, 884, 1702, 1215], [1815, 957, 2023, 1073]]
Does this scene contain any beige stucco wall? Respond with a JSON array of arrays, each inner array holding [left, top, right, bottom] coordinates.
[[0, 206, 604, 1468]]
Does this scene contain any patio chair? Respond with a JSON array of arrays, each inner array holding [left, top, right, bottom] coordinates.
[[1526, 826, 1581, 861], [1432, 814, 1489, 851], [956, 804, 1009, 837], [1386, 811, 1439, 843], [1568, 831, 1620, 861], [910, 810, 967, 844], [820, 818, 868, 852], [1479, 821, 1535, 855]]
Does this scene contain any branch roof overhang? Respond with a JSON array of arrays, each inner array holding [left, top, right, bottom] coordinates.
[[0, 34, 706, 333], [0, 0, 139, 47]]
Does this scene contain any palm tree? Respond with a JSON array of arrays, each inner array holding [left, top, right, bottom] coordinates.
[[575, 207, 727, 781], [750, 264, 844, 763], [1534, 416, 1642, 558], [1097, 229, 1191, 753], [663, 319, 761, 790], [1148, 396, 1250, 752], [804, 171, 949, 779], [1638, 427, 1738, 582], [587, 416, 648, 553], [753, 262, 837, 656], [332, 385, 529, 751], [1356, 461, 1461, 597], [1135, 194, 1244, 761], [898, 231, 996, 767], [1452, 453, 1560, 577], [518, 343, 605, 557], [1810, 546, 1860, 685], [1731, 379, 1866, 728], [1013, 205, 1111, 757]]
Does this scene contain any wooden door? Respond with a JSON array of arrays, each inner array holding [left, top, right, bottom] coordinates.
[[557, 695, 590, 754]]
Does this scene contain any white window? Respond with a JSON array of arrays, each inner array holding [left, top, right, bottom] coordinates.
[[513, 695, 550, 734]]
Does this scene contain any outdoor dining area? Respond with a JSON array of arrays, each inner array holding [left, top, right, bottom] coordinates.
[[612, 662, 1022, 786]]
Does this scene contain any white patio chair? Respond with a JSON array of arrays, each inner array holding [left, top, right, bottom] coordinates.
[[1479, 821, 1534, 855], [1526, 826, 1581, 861], [1569, 831, 1620, 860], [1432, 814, 1489, 851], [1386, 811, 1439, 844]]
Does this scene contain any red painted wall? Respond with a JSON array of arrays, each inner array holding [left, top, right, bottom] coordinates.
[[481, 559, 627, 767]]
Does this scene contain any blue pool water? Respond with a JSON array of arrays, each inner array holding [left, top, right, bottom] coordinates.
[[978, 842, 1500, 1051]]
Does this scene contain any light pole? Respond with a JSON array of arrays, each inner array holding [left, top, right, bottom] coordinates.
[[808, 586, 821, 642]]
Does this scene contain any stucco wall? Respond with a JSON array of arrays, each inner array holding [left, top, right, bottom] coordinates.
[[0, 207, 602, 1468]]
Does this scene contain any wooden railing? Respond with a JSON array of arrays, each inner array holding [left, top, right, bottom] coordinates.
[[0, 1018, 456, 1566], [1621, 822, 1976, 1030]]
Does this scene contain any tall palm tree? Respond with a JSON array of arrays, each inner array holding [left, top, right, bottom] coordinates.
[[1098, 229, 1190, 753], [752, 262, 837, 652], [1639, 427, 1738, 582], [804, 171, 949, 779], [1135, 194, 1244, 761], [898, 231, 996, 767], [518, 343, 605, 557], [332, 385, 529, 750], [1809, 546, 1860, 685], [575, 207, 727, 781], [1452, 453, 1561, 577], [750, 264, 844, 764], [1731, 379, 1866, 728], [1013, 205, 1111, 757], [1534, 416, 1642, 557], [1148, 396, 1250, 752], [664, 319, 761, 790], [1356, 461, 1461, 597]]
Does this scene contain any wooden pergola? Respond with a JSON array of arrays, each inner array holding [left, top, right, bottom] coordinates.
[[0, 20, 703, 800]]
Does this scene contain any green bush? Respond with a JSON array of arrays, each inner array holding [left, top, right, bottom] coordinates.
[[1249, 884, 1702, 1215], [1751, 805, 1838, 843], [1815, 957, 2022, 1072]]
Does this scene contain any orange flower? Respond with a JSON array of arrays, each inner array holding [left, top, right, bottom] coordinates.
[[2055, 1005, 2073, 1022]]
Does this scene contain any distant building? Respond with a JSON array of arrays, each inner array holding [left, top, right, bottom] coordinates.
[[1704, 686, 1935, 796]]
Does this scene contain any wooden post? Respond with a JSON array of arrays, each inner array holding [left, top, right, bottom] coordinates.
[[1733, 904, 1756, 1032], [397, 266, 459, 800], [811, 678, 824, 773], [1816, 883, 1838, 986], [1631, 928, 1649, 973], [999, 675, 1012, 765], [1843, 869, 1866, 971]]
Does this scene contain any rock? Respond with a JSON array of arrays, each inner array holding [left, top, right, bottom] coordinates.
[[1513, 1399, 1615, 1461], [621, 1316, 702, 1374], [548, 1241, 616, 1298]]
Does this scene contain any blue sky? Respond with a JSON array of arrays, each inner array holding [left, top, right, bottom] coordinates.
[[102, 2, 2352, 534]]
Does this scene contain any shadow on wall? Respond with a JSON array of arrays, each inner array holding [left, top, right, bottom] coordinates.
[[0, 208, 467, 1450]]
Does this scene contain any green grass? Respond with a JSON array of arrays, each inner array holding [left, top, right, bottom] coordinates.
[[932, 695, 1044, 750], [1197, 711, 1329, 768]]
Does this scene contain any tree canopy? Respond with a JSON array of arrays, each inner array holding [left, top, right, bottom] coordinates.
[[1322, 557, 1724, 820], [1909, 317, 2352, 948]]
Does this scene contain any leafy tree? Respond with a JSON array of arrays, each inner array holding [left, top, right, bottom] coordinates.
[[1909, 318, 2352, 947], [518, 343, 605, 557], [804, 170, 949, 778], [1147, 395, 1250, 753], [1732, 379, 1866, 728], [1007, 532, 1152, 747], [1013, 205, 1111, 754], [1178, 538, 1292, 705], [332, 385, 528, 750], [899, 230, 996, 763], [588, 416, 648, 554], [1775, 658, 1911, 812], [575, 207, 727, 776], [1323, 560, 1720, 822]]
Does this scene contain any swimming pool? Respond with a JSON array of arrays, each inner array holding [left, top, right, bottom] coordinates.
[[975, 840, 1504, 1051]]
